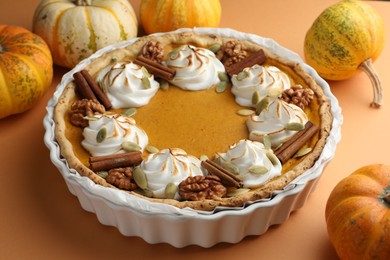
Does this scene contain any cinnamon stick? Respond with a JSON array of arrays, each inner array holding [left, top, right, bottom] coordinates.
[[134, 56, 176, 81], [80, 70, 112, 110], [226, 49, 266, 77], [89, 151, 143, 172], [74, 71, 97, 101], [201, 159, 243, 188], [274, 121, 319, 164]]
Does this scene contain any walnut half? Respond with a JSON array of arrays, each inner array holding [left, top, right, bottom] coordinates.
[[178, 175, 227, 201], [105, 167, 138, 191], [69, 99, 105, 127], [216, 40, 248, 68], [281, 85, 314, 110]]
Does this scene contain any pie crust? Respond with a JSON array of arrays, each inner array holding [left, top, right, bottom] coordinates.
[[54, 31, 332, 211]]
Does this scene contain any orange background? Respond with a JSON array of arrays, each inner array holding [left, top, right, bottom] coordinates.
[[1, 0, 389, 259]]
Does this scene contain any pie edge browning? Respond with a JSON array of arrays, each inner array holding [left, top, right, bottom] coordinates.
[[54, 31, 333, 211]]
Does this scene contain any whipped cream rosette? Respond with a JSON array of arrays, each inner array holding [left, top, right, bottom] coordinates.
[[247, 98, 308, 147], [231, 64, 291, 107], [218, 139, 282, 188], [97, 62, 160, 108], [81, 113, 148, 157], [165, 45, 225, 91], [139, 148, 204, 199]]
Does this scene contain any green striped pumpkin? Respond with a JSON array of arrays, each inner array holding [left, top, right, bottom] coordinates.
[[33, 0, 138, 68], [304, 0, 385, 107]]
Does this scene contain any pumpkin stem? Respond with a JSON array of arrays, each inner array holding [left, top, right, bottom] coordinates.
[[384, 192, 390, 204], [74, 0, 91, 6], [358, 58, 383, 108]]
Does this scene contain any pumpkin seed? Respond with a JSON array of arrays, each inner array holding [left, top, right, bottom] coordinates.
[[218, 71, 229, 82], [214, 156, 240, 175], [285, 122, 305, 131], [236, 71, 248, 81], [274, 142, 283, 151], [111, 56, 117, 62], [146, 145, 159, 154], [133, 167, 148, 190], [255, 97, 270, 115], [266, 151, 280, 166], [141, 66, 151, 77], [137, 188, 153, 198], [199, 154, 209, 161], [208, 43, 221, 53], [237, 109, 255, 116], [141, 76, 151, 89], [168, 47, 181, 58], [252, 90, 260, 105], [121, 141, 141, 152], [222, 161, 240, 175], [83, 115, 99, 121], [164, 182, 178, 199], [122, 107, 137, 117], [294, 147, 312, 158], [263, 134, 272, 150], [159, 80, 169, 90], [227, 188, 250, 197], [215, 81, 227, 93], [96, 128, 107, 143], [98, 80, 108, 94], [248, 165, 268, 175], [96, 171, 108, 178]]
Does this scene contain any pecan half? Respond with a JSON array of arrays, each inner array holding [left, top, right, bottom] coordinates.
[[105, 167, 138, 191], [69, 99, 105, 127], [178, 175, 227, 201], [281, 85, 314, 110]]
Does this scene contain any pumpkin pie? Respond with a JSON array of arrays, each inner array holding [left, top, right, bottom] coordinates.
[[53, 31, 332, 211]]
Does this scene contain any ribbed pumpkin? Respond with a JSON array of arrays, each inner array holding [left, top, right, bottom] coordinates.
[[325, 165, 390, 260], [304, 0, 385, 107], [140, 0, 221, 34], [33, 0, 138, 68], [0, 25, 53, 119]]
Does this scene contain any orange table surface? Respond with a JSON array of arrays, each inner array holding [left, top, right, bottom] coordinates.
[[1, 0, 389, 259]]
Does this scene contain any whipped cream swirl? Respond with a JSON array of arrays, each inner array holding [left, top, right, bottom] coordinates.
[[82, 113, 148, 156], [219, 139, 282, 188], [140, 148, 204, 199], [247, 98, 308, 147], [231, 64, 291, 107], [97, 62, 159, 108], [165, 45, 225, 91]]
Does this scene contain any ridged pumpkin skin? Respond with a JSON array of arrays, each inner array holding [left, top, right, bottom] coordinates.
[[140, 0, 221, 34], [0, 25, 53, 119], [325, 165, 390, 260], [33, 0, 138, 68], [304, 0, 385, 80]]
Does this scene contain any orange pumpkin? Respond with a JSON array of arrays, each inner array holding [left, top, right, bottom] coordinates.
[[325, 164, 390, 259], [140, 0, 222, 34], [0, 25, 53, 119]]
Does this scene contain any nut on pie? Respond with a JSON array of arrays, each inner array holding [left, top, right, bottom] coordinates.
[[54, 31, 332, 211]]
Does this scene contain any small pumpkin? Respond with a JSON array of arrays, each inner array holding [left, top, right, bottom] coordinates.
[[304, 0, 385, 108], [0, 25, 53, 119], [33, 0, 138, 68], [140, 0, 221, 35], [325, 164, 390, 259]]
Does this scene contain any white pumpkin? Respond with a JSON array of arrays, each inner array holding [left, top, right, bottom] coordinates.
[[33, 0, 138, 68]]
